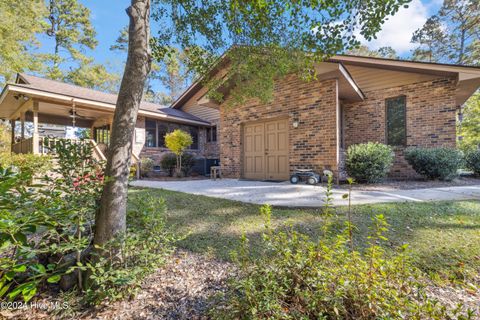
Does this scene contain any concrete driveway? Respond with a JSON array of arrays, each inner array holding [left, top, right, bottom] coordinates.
[[130, 179, 480, 207]]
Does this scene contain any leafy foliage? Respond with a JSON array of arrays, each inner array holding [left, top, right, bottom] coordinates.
[[411, 0, 479, 65], [151, 0, 411, 106], [404, 147, 463, 181], [0, 152, 52, 180], [39, 0, 117, 91], [84, 193, 175, 304], [164, 129, 193, 177], [214, 182, 469, 319], [464, 149, 480, 176], [458, 92, 480, 151], [140, 157, 155, 177], [160, 153, 195, 177], [0, 139, 104, 302], [345, 142, 394, 183], [0, 1, 47, 83]]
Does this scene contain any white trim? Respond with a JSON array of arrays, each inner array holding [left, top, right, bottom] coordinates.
[[3, 85, 210, 126]]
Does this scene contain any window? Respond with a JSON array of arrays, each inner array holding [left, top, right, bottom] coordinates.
[[157, 123, 169, 148], [94, 125, 110, 145], [145, 119, 157, 147], [386, 96, 407, 146], [206, 126, 217, 142], [145, 118, 199, 150]]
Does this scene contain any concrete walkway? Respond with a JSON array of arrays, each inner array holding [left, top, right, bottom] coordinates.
[[130, 179, 480, 207]]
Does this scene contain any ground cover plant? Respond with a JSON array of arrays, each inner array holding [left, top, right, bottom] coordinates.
[[0, 139, 174, 305], [128, 188, 480, 285]]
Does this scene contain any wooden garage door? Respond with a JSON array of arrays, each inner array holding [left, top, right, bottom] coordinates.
[[243, 119, 289, 180]]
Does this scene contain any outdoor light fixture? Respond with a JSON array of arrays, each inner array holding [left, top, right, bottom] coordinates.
[[14, 94, 29, 101], [292, 120, 299, 128]]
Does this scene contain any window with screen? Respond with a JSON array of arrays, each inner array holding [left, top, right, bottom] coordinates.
[[206, 126, 217, 142], [145, 118, 199, 150], [386, 96, 407, 146], [145, 119, 157, 147]]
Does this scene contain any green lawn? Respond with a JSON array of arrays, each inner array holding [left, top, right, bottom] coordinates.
[[129, 187, 480, 283]]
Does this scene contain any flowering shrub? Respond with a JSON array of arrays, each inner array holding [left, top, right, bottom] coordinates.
[[0, 139, 104, 302]]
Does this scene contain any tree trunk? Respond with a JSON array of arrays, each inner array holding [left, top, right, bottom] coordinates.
[[94, 0, 151, 247]]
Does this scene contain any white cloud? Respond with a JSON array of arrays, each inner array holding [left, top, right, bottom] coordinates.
[[359, 0, 430, 54]]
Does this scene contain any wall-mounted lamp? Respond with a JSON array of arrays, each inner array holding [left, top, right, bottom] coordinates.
[[292, 120, 299, 128]]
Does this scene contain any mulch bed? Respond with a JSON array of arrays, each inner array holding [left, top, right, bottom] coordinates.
[[1, 250, 235, 320], [338, 176, 480, 191], [2, 249, 478, 319]]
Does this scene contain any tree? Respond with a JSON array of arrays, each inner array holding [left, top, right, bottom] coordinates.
[[347, 45, 398, 59], [164, 129, 193, 177], [42, 0, 116, 90], [95, 0, 410, 249], [0, 1, 47, 84], [411, 0, 479, 65], [110, 27, 192, 104], [411, 16, 446, 62], [458, 92, 480, 150], [94, 0, 152, 247]]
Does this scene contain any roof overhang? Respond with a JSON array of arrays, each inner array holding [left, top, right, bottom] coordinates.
[[329, 55, 480, 106], [0, 84, 211, 126]]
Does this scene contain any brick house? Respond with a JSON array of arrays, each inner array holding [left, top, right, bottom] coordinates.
[[1, 55, 480, 180]]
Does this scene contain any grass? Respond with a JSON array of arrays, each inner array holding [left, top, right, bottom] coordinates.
[[129, 187, 480, 283]]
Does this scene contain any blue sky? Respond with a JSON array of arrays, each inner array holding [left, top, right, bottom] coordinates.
[[39, 0, 444, 75]]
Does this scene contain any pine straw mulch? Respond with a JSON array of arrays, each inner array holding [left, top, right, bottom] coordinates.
[[2, 249, 479, 319], [1, 249, 236, 320]]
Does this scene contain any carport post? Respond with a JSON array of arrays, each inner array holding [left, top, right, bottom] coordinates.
[[10, 119, 15, 152], [20, 112, 25, 139], [32, 101, 39, 154]]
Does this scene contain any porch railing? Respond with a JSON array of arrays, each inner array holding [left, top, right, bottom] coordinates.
[[12, 137, 107, 162], [12, 137, 34, 154]]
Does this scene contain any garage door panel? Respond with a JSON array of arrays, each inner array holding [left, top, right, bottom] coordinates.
[[243, 119, 288, 181]]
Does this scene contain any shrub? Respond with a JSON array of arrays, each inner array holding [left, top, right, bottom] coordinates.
[[345, 142, 394, 183], [160, 153, 195, 177], [164, 129, 193, 176], [180, 153, 195, 176], [213, 181, 468, 319], [140, 157, 154, 177], [404, 147, 463, 181], [465, 149, 480, 176], [85, 193, 175, 303], [0, 152, 52, 180], [160, 153, 176, 176], [0, 139, 104, 302]]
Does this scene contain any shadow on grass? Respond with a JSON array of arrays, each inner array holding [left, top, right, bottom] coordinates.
[[129, 188, 480, 281]]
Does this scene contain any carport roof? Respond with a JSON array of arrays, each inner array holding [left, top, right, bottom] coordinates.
[[0, 74, 211, 125]]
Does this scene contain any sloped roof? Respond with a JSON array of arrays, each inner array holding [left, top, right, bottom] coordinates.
[[15, 74, 209, 124]]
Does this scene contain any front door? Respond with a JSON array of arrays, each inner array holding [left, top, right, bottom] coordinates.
[[243, 119, 289, 180]]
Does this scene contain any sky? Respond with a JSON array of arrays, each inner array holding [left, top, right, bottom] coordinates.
[[37, 0, 444, 82]]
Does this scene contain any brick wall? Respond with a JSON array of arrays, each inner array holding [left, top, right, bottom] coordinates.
[[220, 76, 339, 178], [343, 78, 457, 178]]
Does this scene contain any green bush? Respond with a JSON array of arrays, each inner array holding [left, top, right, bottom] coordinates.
[[0, 140, 104, 302], [345, 142, 394, 183], [160, 153, 176, 177], [85, 193, 175, 304], [140, 157, 155, 177], [160, 153, 195, 177], [465, 149, 480, 176], [404, 147, 463, 181], [213, 181, 469, 319], [0, 152, 52, 180]]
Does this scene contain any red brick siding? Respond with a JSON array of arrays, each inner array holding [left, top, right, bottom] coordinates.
[[343, 78, 457, 178], [220, 76, 339, 178]]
